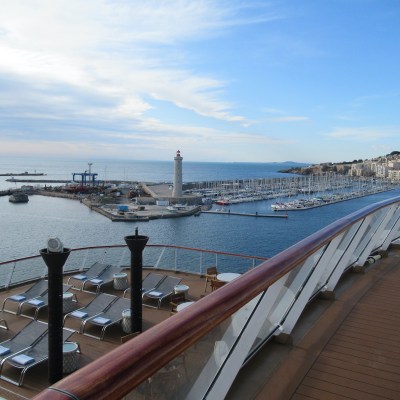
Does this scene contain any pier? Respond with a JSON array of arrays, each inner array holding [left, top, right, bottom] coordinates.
[[0, 172, 45, 176], [201, 210, 288, 218], [6, 178, 70, 183]]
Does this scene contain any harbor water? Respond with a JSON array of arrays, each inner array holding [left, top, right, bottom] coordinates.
[[1, 157, 399, 262]]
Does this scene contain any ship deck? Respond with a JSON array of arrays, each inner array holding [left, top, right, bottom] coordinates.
[[1, 248, 400, 400], [228, 245, 400, 400]]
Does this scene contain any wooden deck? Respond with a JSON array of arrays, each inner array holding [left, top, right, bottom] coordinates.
[[228, 245, 400, 400]]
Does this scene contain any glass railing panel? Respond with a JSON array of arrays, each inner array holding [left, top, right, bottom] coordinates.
[[282, 247, 325, 300], [96, 246, 127, 266], [268, 249, 324, 328], [76, 247, 118, 270], [141, 246, 165, 268], [212, 254, 258, 274], [316, 221, 363, 289], [148, 246, 184, 272], [128, 293, 268, 400], [350, 208, 388, 263], [144, 247, 264, 276], [376, 206, 400, 247], [63, 249, 91, 273], [349, 219, 373, 264], [10, 257, 46, 285], [126, 321, 231, 400], [0, 261, 15, 289]]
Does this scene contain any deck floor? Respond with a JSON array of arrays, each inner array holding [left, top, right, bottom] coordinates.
[[228, 246, 400, 400]]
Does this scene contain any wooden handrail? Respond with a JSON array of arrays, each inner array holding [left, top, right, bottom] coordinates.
[[33, 196, 400, 400]]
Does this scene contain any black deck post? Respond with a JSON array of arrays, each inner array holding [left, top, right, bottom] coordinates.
[[124, 228, 149, 333], [40, 244, 70, 384]]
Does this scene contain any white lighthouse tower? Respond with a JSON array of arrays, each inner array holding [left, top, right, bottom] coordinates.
[[172, 150, 183, 198]]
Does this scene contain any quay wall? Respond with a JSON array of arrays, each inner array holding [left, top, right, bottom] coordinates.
[[0, 189, 13, 197], [37, 191, 80, 200]]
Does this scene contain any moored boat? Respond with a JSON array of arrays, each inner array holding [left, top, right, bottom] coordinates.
[[215, 199, 231, 205]]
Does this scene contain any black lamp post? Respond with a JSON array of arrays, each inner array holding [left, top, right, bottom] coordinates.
[[40, 239, 70, 384], [124, 228, 149, 333]]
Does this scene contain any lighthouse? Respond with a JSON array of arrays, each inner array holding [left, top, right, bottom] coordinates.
[[172, 150, 183, 198]]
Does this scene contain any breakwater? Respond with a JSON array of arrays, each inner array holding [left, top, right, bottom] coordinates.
[[201, 210, 288, 218], [0, 172, 45, 176], [0, 189, 13, 197], [6, 178, 70, 183]]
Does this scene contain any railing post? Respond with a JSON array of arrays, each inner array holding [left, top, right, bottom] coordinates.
[[174, 248, 178, 272]]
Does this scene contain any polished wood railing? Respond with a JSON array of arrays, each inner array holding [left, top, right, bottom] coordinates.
[[33, 196, 400, 400]]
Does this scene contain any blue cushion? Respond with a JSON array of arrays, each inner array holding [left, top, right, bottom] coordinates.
[[92, 317, 111, 325], [9, 295, 26, 302], [12, 354, 35, 365], [28, 299, 45, 306], [71, 310, 88, 318], [0, 346, 10, 356], [73, 274, 87, 280], [148, 291, 163, 297]]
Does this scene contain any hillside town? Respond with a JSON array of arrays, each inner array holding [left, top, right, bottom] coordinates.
[[282, 151, 400, 180]]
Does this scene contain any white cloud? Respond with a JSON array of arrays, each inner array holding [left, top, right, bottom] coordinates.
[[267, 116, 310, 123], [0, 0, 275, 127], [105, 116, 293, 146], [325, 127, 398, 141]]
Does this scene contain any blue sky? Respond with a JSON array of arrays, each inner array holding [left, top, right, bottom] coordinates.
[[0, 0, 399, 164]]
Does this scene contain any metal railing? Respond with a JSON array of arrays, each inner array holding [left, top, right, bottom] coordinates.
[[0, 245, 267, 290], [22, 196, 400, 399]]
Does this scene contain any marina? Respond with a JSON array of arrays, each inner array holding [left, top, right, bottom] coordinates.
[[2, 158, 400, 264], [1, 156, 398, 225]]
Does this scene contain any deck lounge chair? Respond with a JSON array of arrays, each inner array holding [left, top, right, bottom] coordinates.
[[142, 276, 182, 309], [81, 297, 131, 340], [20, 284, 75, 320], [0, 328, 75, 386], [63, 293, 118, 333], [123, 273, 166, 298], [0, 320, 48, 372], [0, 311, 9, 330], [67, 262, 111, 291], [1, 280, 48, 315], [82, 265, 125, 294]]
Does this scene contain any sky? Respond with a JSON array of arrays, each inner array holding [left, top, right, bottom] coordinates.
[[0, 0, 399, 164]]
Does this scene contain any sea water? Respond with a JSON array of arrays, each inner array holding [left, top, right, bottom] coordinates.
[[1, 157, 399, 262]]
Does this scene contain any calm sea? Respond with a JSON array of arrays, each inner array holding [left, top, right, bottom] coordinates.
[[1, 157, 399, 263]]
